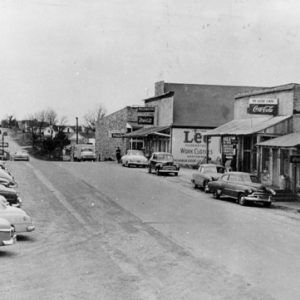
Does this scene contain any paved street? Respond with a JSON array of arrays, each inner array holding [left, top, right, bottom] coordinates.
[[1, 137, 300, 299]]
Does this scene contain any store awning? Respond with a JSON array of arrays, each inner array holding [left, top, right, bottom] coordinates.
[[124, 126, 170, 138], [204, 115, 291, 136], [257, 132, 300, 148]]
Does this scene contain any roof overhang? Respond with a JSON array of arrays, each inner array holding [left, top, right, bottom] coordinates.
[[204, 115, 292, 136], [257, 132, 300, 148], [124, 126, 170, 138]]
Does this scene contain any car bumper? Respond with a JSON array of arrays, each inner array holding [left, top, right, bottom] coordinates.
[[244, 195, 272, 203], [2, 234, 16, 246], [160, 168, 179, 173]]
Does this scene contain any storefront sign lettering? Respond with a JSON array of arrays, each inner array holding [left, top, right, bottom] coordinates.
[[248, 104, 278, 115], [183, 131, 202, 143], [172, 128, 221, 166], [137, 106, 155, 112], [137, 116, 154, 125], [290, 155, 300, 163]]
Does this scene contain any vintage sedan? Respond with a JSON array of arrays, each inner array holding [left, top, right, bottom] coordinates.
[[12, 150, 30, 161], [0, 217, 16, 246], [208, 171, 275, 207], [0, 184, 22, 207], [0, 196, 34, 233], [121, 150, 148, 168], [148, 152, 180, 176], [191, 164, 226, 192]]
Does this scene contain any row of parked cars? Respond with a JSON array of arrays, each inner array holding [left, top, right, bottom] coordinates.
[[191, 163, 276, 207], [120, 150, 275, 208], [120, 150, 180, 176], [0, 159, 34, 248]]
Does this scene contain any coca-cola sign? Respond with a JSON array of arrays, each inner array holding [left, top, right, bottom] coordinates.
[[248, 104, 278, 115]]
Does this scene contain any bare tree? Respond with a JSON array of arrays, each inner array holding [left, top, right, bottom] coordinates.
[[84, 104, 106, 131], [45, 108, 58, 125], [58, 115, 68, 126]]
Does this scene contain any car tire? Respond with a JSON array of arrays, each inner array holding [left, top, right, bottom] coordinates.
[[213, 189, 222, 199], [174, 172, 178, 176], [213, 190, 221, 199], [263, 202, 272, 208], [238, 193, 247, 206], [203, 181, 209, 193]]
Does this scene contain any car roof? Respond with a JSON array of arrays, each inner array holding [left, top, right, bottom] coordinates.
[[200, 164, 224, 167], [153, 152, 172, 155], [226, 172, 256, 176]]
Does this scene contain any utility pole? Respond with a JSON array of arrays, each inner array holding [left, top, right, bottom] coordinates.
[[76, 117, 78, 144]]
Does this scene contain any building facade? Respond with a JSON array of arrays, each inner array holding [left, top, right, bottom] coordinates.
[[125, 81, 264, 166], [95, 106, 156, 161], [207, 83, 300, 194]]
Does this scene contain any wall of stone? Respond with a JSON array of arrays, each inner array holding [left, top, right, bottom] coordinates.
[[95, 107, 129, 161]]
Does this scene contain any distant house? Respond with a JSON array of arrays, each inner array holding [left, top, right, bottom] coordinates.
[[42, 126, 57, 139]]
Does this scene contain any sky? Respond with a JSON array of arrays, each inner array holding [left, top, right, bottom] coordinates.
[[1, 0, 300, 125]]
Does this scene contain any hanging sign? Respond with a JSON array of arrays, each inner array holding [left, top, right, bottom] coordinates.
[[138, 116, 154, 125]]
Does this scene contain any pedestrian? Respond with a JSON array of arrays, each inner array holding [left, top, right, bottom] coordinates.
[[116, 147, 121, 163]]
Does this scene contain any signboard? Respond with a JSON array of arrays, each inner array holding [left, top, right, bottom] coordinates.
[[138, 116, 154, 125], [137, 106, 155, 112], [171, 128, 221, 165], [0, 142, 9, 147], [222, 136, 236, 158], [248, 98, 278, 116], [290, 155, 300, 163], [111, 133, 124, 138]]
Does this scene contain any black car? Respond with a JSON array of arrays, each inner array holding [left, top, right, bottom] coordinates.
[[148, 152, 180, 176], [208, 171, 275, 207]]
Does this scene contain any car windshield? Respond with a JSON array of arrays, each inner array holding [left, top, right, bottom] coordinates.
[[81, 148, 93, 152], [203, 166, 225, 173], [156, 154, 173, 161], [127, 150, 144, 156]]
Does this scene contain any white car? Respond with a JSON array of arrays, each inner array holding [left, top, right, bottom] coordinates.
[[0, 196, 34, 233], [0, 217, 16, 246], [121, 150, 148, 168]]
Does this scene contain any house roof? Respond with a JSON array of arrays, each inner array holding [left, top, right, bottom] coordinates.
[[257, 132, 300, 148], [204, 115, 291, 136], [124, 126, 170, 138]]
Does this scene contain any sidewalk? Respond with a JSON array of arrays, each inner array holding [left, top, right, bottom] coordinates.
[[179, 167, 300, 214]]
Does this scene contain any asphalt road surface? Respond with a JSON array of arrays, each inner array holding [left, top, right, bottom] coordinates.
[[1, 136, 300, 299]]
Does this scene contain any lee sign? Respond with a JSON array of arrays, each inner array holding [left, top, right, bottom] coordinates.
[[171, 128, 221, 165]]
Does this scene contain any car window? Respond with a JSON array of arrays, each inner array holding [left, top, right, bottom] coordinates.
[[198, 167, 203, 173], [228, 174, 240, 182], [128, 150, 144, 156], [250, 175, 260, 183], [216, 167, 225, 173], [156, 154, 173, 160]]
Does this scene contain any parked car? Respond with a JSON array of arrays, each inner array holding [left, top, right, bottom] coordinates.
[[11, 150, 30, 161], [0, 184, 22, 207], [0, 196, 34, 233], [148, 152, 180, 176], [191, 163, 226, 192], [121, 150, 148, 167], [208, 171, 275, 207], [0, 217, 16, 246], [0, 169, 17, 187]]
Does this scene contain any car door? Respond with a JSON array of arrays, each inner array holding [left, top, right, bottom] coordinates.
[[224, 174, 239, 198], [194, 166, 203, 186]]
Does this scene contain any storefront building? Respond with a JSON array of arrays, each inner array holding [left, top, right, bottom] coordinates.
[[206, 83, 300, 193], [95, 106, 156, 161], [124, 81, 263, 166]]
